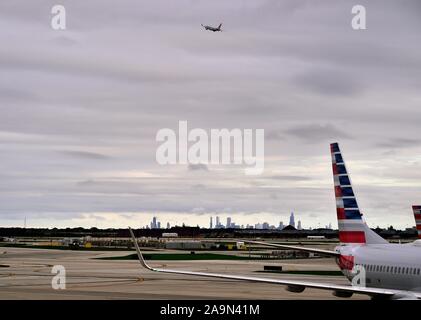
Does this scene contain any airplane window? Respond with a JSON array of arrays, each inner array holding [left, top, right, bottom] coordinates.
[[394, 267, 397, 273], [398, 267, 401, 273], [418, 269, 420, 275]]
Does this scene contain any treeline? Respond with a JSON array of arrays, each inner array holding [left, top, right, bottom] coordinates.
[[0, 225, 417, 239]]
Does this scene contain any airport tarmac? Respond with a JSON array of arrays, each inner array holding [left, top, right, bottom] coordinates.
[[0, 247, 367, 299]]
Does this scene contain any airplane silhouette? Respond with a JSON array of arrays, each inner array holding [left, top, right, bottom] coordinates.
[[201, 23, 222, 32]]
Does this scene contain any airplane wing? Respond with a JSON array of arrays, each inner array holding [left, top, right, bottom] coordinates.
[[128, 228, 402, 299], [242, 240, 340, 257]]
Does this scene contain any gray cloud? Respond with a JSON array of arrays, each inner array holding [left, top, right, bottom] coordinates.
[[293, 69, 364, 96], [188, 164, 209, 171], [262, 175, 313, 182], [285, 124, 352, 143], [376, 138, 421, 150], [59, 150, 110, 160]]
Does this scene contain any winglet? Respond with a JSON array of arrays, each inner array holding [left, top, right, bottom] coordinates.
[[128, 227, 154, 271]]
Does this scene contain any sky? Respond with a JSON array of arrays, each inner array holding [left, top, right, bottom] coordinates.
[[1, 0, 421, 229]]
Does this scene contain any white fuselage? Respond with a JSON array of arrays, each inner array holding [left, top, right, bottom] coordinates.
[[336, 241, 421, 292]]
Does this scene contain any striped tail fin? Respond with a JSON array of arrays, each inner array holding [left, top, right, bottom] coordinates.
[[331, 143, 387, 245], [412, 206, 421, 239]]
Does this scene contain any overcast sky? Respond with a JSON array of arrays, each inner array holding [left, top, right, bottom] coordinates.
[[1, 0, 421, 229]]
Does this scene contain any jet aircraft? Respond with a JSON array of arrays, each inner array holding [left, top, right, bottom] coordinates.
[[201, 23, 222, 32], [129, 143, 421, 299]]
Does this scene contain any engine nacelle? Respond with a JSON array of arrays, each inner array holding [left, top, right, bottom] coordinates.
[[333, 290, 353, 298], [286, 285, 305, 293]]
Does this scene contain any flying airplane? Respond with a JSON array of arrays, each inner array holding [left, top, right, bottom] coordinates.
[[201, 23, 222, 32], [129, 143, 421, 299], [412, 206, 421, 239]]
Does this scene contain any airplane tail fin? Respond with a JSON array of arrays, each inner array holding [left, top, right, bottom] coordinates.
[[331, 143, 388, 245], [218, 23, 222, 29], [412, 206, 421, 239]]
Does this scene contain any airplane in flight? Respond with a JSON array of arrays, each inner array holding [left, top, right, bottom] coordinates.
[[201, 23, 222, 32], [129, 143, 421, 299]]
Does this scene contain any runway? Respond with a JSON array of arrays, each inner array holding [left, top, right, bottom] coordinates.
[[0, 247, 367, 299]]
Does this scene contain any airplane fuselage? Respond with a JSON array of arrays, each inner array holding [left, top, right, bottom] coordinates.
[[202, 24, 221, 32], [336, 242, 421, 292]]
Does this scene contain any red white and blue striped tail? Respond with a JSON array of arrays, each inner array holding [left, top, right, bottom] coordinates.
[[331, 143, 387, 245], [412, 206, 421, 239]]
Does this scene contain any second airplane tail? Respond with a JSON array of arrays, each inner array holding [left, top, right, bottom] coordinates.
[[331, 143, 387, 245], [412, 205, 421, 239]]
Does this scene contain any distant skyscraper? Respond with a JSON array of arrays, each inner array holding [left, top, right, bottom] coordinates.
[[279, 221, 284, 230], [157, 221, 161, 229], [289, 212, 295, 228], [262, 222, 269, 229], [216, 216, 220, 228], [152, 216, 157, 229], [167, 222, 170, 229], [227, 217, 232, 228], [297, 220, 302, 230], [210, 217, 213, 229]]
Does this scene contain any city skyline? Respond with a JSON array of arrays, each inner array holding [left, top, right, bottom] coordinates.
[[140, 212, 334, 230]]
